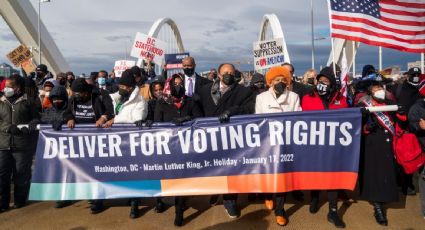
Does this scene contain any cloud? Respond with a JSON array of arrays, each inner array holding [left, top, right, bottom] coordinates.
[[202, 20, 244, 37], [104, 35, 132, 42]]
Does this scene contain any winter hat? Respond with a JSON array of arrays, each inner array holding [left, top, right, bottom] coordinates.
[[118, 69, 136, 87], [36, 64, 48, 73], [362, 65, 376, 78], [265, 66, 291, 86], [71, 78, 92, 93], [251, 72, 265, 84], [316, 66, 337, 87]]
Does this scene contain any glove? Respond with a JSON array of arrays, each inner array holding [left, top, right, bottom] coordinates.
[[218, 110, 231, 123], [360, 108, 370, 116], [144, 120, 154, 128], [172, 116, 191, 126], [20, 127, 30, 135], [8, 125, 22, 135], [134, 120, 144, 127], [397, 105, 406, 114], [28, 120, 38, 132], [52, 120, 62, 131]]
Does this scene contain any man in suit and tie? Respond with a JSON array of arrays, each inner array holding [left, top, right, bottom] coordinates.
[[182, 56, 211, 99]]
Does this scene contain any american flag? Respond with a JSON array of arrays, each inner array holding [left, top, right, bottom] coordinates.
[[340, 48, 349, 97], [328, 0, 425, 53]]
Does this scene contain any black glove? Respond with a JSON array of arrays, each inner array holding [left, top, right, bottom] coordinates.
[[144, 120, 154, 128], [52, 120, 62, 131], [8, 125, 22, 135], [172, 116, 191, 126], [360, 107, 370, 116], [20, 127, 30, 135], [397, 105, 406, 114], [218, 110, 231, 123], [28, 120, 38, 132], [135, 120, 144, 127]]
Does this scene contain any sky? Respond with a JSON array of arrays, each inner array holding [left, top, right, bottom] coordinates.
[[0, 0, 422, 76]]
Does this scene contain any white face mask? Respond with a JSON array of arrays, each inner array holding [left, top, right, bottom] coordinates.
[[373, 89, 386, 100], [3, 87, 14, 98]]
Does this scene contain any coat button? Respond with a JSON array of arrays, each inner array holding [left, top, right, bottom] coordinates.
[[384, 130, 388, 133], [386, 138, 390, 142]]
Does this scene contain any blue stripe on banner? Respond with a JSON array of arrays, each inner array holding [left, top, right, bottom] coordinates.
[[29, 180, 161, 200]]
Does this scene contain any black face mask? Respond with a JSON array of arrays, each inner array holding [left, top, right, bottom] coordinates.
[[274, 82, 286, 95], [52, 101, 65, 110], [222, 74, 235, 86], [171, 85, 185, 98], [119, 89, 131, 99], [183, 68, 195, 76], [307, 78, 315, 85], [408, 74, 420, 85]]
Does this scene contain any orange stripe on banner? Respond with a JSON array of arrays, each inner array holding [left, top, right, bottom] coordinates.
[[160, 176, 228, 196], [227, 172, 358, 193]]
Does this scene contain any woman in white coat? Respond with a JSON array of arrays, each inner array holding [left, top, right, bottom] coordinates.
[[104, 69, 148, 219], [255, 66, 301, 226]]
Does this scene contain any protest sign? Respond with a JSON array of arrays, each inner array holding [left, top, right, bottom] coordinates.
[[253, 38, 286, 71], [113, 60, 136, 77], [30, 108, 361, 200], [21, 59, 36, 73], [164, 53, 190, 69], [130, 32, 166, 66], [6, 45, 32, 67]]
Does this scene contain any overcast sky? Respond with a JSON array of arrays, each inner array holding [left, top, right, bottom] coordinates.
[[0, 0, 421, 76]]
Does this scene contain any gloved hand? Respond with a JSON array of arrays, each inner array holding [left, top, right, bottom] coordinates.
[[172, 116, 191, 126], [135, 120, 144, 127], [397, 105, 406, 114], [360, 107, 370, 116], [8, 125, 22, 135], [144, 120, 154, 128], [52, 120, 62, 131], [28, 120, 38, 132], [218, 110, 231, 123], [20, 127, 30, 135]]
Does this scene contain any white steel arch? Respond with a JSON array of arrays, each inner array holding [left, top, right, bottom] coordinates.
[[258, 14, 291, 63], [327, 38, 359, 73]]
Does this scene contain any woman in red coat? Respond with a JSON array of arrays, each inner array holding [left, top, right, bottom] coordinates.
[[301, 66, 348, 228]]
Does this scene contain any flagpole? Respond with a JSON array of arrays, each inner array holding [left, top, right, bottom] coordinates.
[[352, 42, 356, 77], [421, 53, 424, 74], [379, 46, 382, 71], [311, 0, 315, 70], [331, 38, 336, 75]]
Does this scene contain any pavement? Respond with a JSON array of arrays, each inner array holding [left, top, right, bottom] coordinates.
[[0, 190, 423, 230]]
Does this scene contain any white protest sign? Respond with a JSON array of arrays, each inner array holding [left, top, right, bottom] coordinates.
[[113, 60, 136, 77], [130, 32, 166, 67], [253, 38, 285, 71]]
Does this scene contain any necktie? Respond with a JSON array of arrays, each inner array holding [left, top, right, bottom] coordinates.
[[188, 78, 193, 97]]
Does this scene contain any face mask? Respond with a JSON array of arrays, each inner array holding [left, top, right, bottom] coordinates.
[[171, 85, 184, 98], [274, 82, 286, 95], [408, 75, 420, 85], [307, 78, 315, 85], [97, 78, 106, 86], [317, 83, 330, 96], [253, 82, 265, 90], [59, 79, 67, 86], [373, 89, 386, 100], [183, 68, 195, 76], [3, 87, 14, 98], [52, 101, 65, 109], [222, 74, 235, 86], [45, 91, 50, 97], [119, 88, 131, 98]]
